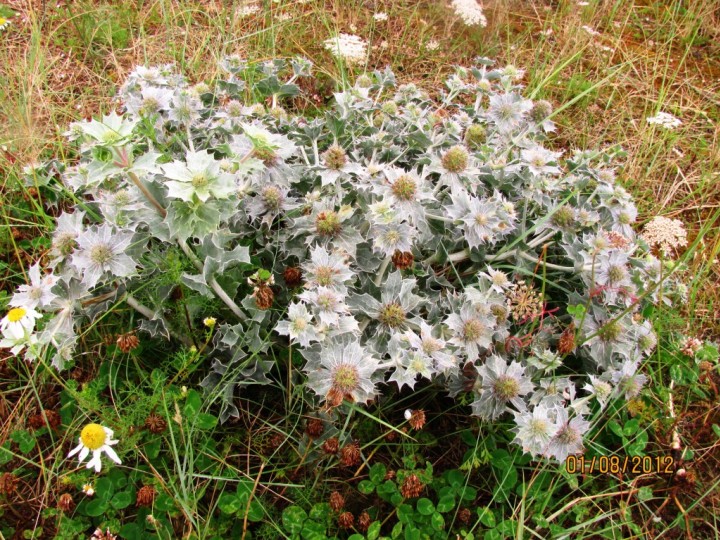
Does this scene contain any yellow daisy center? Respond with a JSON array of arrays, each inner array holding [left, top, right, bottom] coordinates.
[[80, 424, 107, 450], [7, 307, 27, 323]]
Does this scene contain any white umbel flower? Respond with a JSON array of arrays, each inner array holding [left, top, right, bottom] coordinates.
[[641, 216, 687, 256], [646, 111, 681, 130], [324, 34, 368, 66], [451, 0, 487, 27], [67, 424, 121, 473]]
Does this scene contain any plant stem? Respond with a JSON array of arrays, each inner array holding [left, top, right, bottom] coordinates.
[[127, 171, 167, 217], [125, 294, 193, 346], [374, 256, 391, 287], [177, 240, 245, 320]]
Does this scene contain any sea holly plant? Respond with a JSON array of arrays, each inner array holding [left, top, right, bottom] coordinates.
[[8, 56, 688, 461]]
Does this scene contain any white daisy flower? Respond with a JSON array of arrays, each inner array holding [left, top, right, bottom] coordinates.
[[67, 423, 121, 473], [1, 307, 42, 340]]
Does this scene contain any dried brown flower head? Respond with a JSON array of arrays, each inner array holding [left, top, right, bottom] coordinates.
[[339, 442, 361, 467], [329, 491, 345, 512], [337, 511, 355, 529], [458, 507, 472, 524], [357, 511, 372, 532], [407, 409, 426, 430], [267, 433, 285, 451], [136, 485, 157, 507], [91, 528, 117, 540], [507, 281, 543, 323], [253, 285, 275, 310], [322, 437, 339, 455], [606, 231, 630, 250], [400, 474, 424, 498], [117, 332, 140, 354], [679, 336, 703, 357], [0, 472, 18, 495], [283, 266, 303, 287], [305, 418, 325, 438], [58, 493, 75, 513], [144, 413, 167, 434], [391, 250, 414, 270], [27, 409, 61, 430], [558, 323, 576, 355]]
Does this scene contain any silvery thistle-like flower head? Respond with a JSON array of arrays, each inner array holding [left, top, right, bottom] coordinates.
[[67, 111, 138, 148], [305, 337, 381, 406], [293, 203, 364, 259], [371, 221, 418, 257], [403, 321, 456, 373], [427, 145, 481, 192], [317, 142, 363, 186], [610, 359, 648, 400], [512, 403, 556, 456], [301, 246, 356, 294], [125, 85, 174, 117], [275, 302, 319, 347], [387, 347, 436, 391], [529, 377, 573, 408], [373, 167, 433, 234], [593, 250, 631, 287], [520, 146, 562, 177], [298, 286, 352, 328], [486, 92, 533, 134], [96, 188, 149, 231], [352, 270, 424, 335], [71, 225, 137, 289], [583, 375, 613, 409], [608, 201, 638, 240], [632, 320, 657, 357], [162, 150, 237, 203], [546, 406, 590, 462], [245, 184, 298, 227], [168, 91, 202, 126], [578, 308, 633, 369], [445, 189, 501, 249], [445, 303, 495, 361], [472, 355, 533, 420], [10, 263, 58, 310], [477, 266, 513, 295]]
